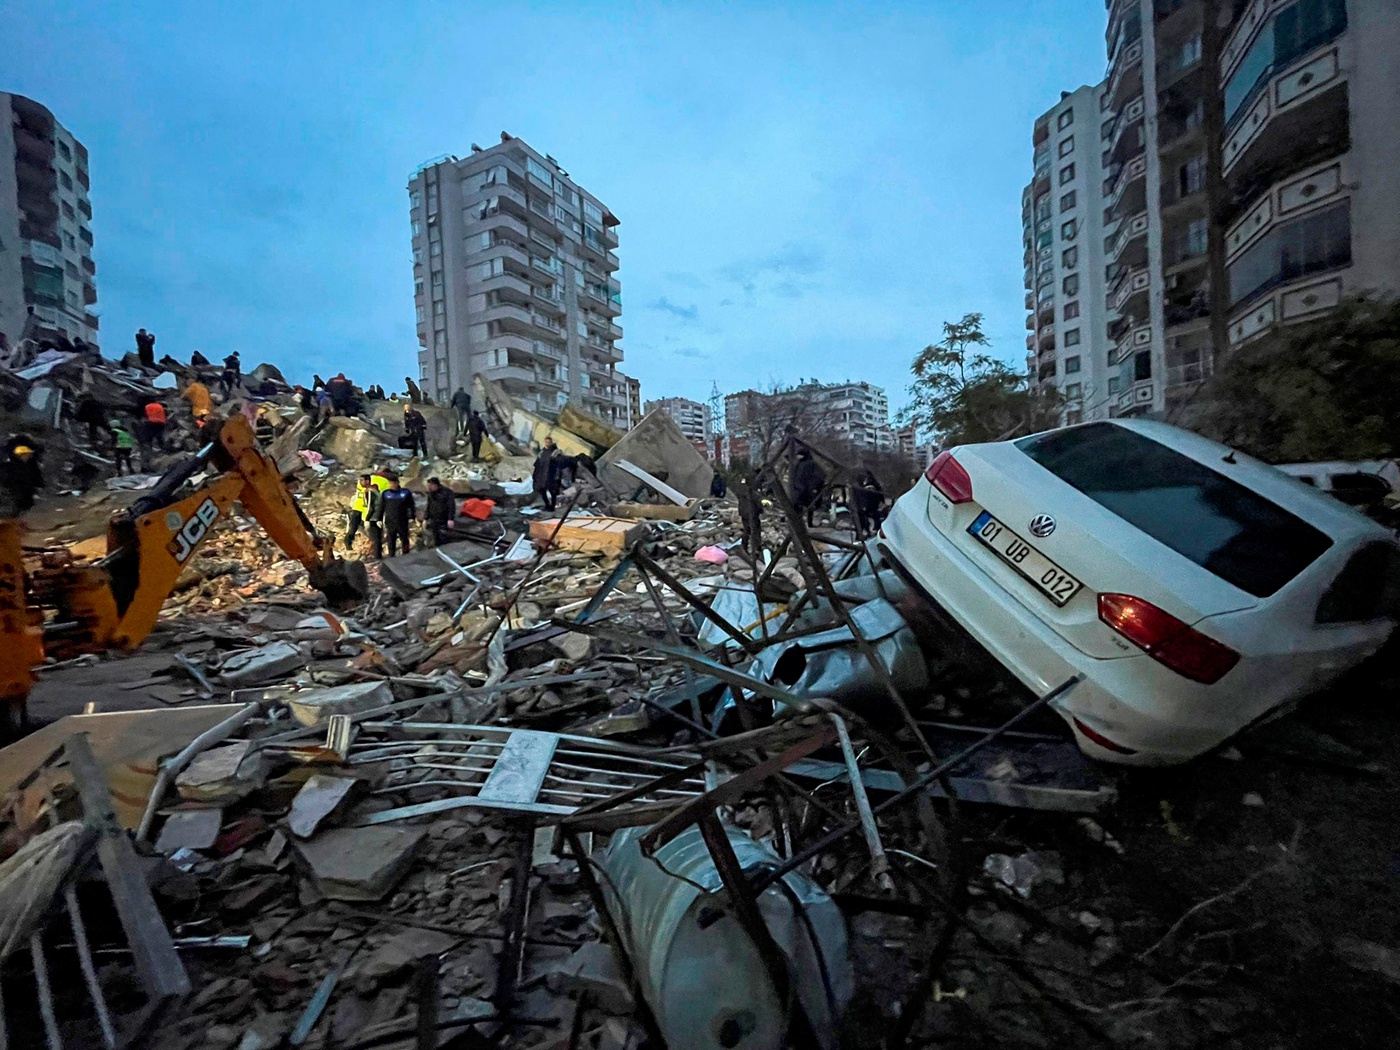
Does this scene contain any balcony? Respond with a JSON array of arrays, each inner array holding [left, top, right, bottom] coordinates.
[[1108, 210, 1149, 267], [1106, 95, 1146, 165], [479, 270, 531, 299], [1223, 57, 1349, 191], [13, 125, 54, 164], [1106, 38, 1144, 110], [83, 311, 99, 331], [532, 288, 565, 316], [1109, 265, 1151, 318], [477, 212, 530, 243], [81, 256, 96, 276], [83, 282, 97, 306], [1024, 292, 1034, 310], [602, 224, 619, 249], [1026, 315, 1036, 331], [1105, 151, 1147, 218]]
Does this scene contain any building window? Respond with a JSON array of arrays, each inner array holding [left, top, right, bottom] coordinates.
[[1064, 301, 1080, 321], [1065, 329, 1081, 347], [1065, 383, 1083, 399], [430, 241, 441, 258], [410, 190, 422, 209], [1062, 246, 1079, 269], [1060, 220, 1078, 241], [434, 331, 446, 349], [411, 220, 421, 237], [433, 301, 445, 316], [415, 305, 425, 322], [1225, 0, 1348, 126], [414, 279, 424, 296], [1057, 108, 1074, 130], [1058, 136, 1074, 158], [1108, 377, 1122, 394], [1063, 274, 1080, 296], [1059, 163, 1075, 185], [59, 171, 73, 190], [584, 201, 603, 224], [1101, 118, 1115, 141], [1134, 351, 1152, 381], [431, 270, 443, 288], [1060, 191, 1076, 212], [1065, 355, 1081, 374], [1228, 200, 1352, 306], [1177, 154, 1206, 199]]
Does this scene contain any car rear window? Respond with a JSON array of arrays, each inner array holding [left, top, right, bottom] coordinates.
[[1014, 423, 1333, 597]]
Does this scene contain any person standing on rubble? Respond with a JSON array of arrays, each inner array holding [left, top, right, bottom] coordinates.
[[190, 350, 210, 368], [533, 437, 560, 510], [346, 474, 379, 552], [404, 376, 424, 405], [850, 467, 885, 538], [73, 394, 107, 447], [423, 477, 456, 547], [379, 475, 416, 557], [143, 398, 168, 452], [0, 441, 43, 515], [109, 419, 135, 475], [135, 328, 156, 370], [403, 403, 429, 459], [182, 378, 212, 428], [790, 446, 827, 527], [224, 351, 241, 382], [450, 387, 472, 436], [467, 411, 489, 460]]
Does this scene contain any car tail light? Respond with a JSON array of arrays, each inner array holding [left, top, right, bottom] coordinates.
[[1071, 717, 1137, 755], [1098, 593, 1240, 684], [925, 451, 973, 504]]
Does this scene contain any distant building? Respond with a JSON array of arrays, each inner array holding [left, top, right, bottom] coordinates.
[[0, 92, 99, 349], [623, 375, 642, 430], [894, 425, 934, 472], [406, 132, 635, 427], [645, 396, 711, 445], [724, 380, 890, 455]]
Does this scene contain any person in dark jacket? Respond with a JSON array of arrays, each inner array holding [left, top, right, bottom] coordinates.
[[790, 447, 827, 527], [74, 395, 108, 446], [404, 376, 423, 405], [403, 404, 429, 458], [0, 440, 43, 515], [467, 411, 489, 460], [224, 351, 241, 381], [423, 477, 456, 547], [532, 437, 559, 510], [378, 475, 416, 557], [709, 471, 727, 499], [850, 467, 885, 537], [451, 388, 472, 435], [135, 328, 156, 370], [190, 350, 210, 368]]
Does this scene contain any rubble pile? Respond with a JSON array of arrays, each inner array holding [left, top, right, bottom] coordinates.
[[0, 354, 1396, 1048]]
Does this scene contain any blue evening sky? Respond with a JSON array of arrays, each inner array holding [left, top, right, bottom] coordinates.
[[2, 1, 1107, 412]]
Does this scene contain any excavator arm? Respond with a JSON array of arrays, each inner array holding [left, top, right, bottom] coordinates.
[[0, 415, 367, 730]]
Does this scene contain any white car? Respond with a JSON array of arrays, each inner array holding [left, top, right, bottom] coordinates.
[[879, 419, 1400, 766]]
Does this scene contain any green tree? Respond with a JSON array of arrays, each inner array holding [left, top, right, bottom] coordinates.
[[901, 312, 1061, 447], [1194, 296, 1400, 462]]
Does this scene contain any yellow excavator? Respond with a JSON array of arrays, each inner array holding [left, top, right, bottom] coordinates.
[[0, 414, 368, 731]]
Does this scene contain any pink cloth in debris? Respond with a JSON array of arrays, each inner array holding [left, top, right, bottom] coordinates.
[[694, 545, 729, 564]]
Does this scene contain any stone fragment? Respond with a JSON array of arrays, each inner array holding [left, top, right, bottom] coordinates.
[[285, 680, 393, 727], [353, 928, 458, 992], [154, 808, 224, 853], [286, 774, 362, 838], [176, 741, 261, 803], [291, 826, 427, 901], [220, 641, 304, 686]]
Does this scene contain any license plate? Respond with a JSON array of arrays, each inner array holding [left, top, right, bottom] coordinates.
[[969, 510, 1083, 606]]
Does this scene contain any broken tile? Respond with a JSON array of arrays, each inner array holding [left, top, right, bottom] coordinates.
[[286, 774, 362, 839], [291, 826, 427, 901], [154, 808, 224, 853], [176, 740, 261, 803]]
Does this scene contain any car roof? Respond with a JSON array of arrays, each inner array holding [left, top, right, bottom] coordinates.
[[1014, 419, 1397, 547]]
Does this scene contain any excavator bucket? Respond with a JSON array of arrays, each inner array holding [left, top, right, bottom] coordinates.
[[310, 558, 370, 606]]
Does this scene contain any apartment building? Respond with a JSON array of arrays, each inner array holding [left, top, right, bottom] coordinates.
[[1095, 0, 1398, 418], [723, 380, 891, 457], [0, 93, 98, 350], [644, 396, 711, 445], [406, 133, 634, 428], [1023, 83, 1119, 422], [623, 375, 642, 431]]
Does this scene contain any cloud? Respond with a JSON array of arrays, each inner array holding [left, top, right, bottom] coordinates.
[[648, 296, 699, 321], [719, 242, 827, 296], [670, 345, 709, 360]]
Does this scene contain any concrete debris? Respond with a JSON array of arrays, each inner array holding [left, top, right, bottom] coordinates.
[[0, 371, 1385, 1049], [290, 825, 427, 901]]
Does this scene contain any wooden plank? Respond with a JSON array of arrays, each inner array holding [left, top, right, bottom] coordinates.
[[528, 516, 646, 554], [65, 733, 191, 1000]]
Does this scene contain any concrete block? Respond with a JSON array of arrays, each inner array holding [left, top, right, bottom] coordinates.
[[292, 826, 427, 901], [598, 410, 714, 499], [285, 680, 393, 728], [220, 641, 304, 686], [154, 808, 224, 853]]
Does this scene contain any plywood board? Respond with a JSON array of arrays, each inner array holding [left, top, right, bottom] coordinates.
[[528, 516, 647, 554]]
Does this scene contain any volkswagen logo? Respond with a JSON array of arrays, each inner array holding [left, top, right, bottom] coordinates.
[[1028, 514, 1057, 538]]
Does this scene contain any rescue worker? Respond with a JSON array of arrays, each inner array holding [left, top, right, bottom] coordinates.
[[404, 376, 423, 405], [532, 437, 559, 510], [790, 446, 827, 527], [345, 474, 379, 551], [467, 410, 489, 460], [73, 395, 107, 446], [109, 419, 135, 475], [223, 351, 241, 382], [710, 471, 728, 499], [190, 350, 210, 368], [423, 477, 456, 547], [183, 379, 212, 425], [143, 399, 168, 452], [0, 442, 43, 514], [451, 387, 472, 435], [378, 474, 416, 557], [403, 403, 429, 459]]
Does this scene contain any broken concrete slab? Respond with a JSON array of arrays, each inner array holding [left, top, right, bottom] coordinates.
[[528, 516, 647, 555], [286, 775, 362, 839], [612, 459, 691, 506], [543, 942, 633, 1013], [155, 809, 224, 854], [375, 539, 497, 594], [291, 826, 427, 901], [597, 409, 714, 500], [354, 928, 458, 991], [220, 641, 304, 687], [285, 681, 393, 728], [559, 403, 624, 451], [324, 423, 385, 471], [176, 740, 260, 803]]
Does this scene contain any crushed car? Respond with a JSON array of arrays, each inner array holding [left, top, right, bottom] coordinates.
[[879, 419, 1400, 765]]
